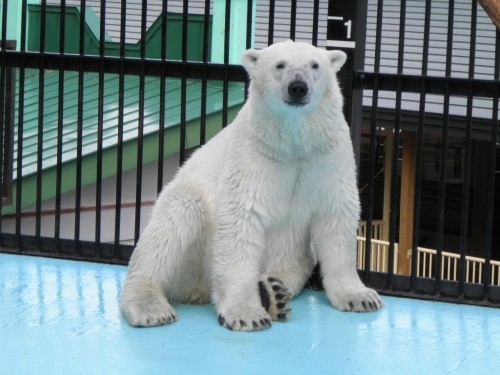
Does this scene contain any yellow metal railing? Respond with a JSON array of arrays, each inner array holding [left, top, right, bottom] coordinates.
[[356, 221, 500, 286]]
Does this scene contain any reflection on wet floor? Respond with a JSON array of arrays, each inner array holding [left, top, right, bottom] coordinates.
[[2, 253, 500, 375]]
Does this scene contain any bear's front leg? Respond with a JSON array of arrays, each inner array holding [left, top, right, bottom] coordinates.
[[210, 212, 274, 332], [312, 216, 384, 312], [213, 270, 272, 332]]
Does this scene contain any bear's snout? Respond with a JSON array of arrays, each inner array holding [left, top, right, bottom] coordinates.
[[288, 80, 308, 99], [286, 80, 310, 107]]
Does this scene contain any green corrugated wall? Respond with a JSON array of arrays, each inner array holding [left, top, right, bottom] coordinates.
[[27, 4, 212, 60]]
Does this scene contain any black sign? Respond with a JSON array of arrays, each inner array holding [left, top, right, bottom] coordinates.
[[326, 0, 358, 121], [327, 0, 357, 49]]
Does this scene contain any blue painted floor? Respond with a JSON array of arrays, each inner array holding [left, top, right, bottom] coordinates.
[[1, 253, 500, 375]]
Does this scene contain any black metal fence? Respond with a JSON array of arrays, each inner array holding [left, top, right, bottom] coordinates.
[[0, 0, 252, 262], [0, 0, 499, 307], [357, 0, 500, 306]]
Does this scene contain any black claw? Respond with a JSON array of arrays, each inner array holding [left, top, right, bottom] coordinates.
[[368, 301, 373, 309], [218, 315, 226, 326], [276, 293, 286, 300], [252, 321, 259, 329], [361, 301, 367, 309], [349, 301, 354, 310], [260, 318, 271, 327], [240, 320, 247, 328]]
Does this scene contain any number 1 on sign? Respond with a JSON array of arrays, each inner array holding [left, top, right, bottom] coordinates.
[[344, 20, 352, 39]]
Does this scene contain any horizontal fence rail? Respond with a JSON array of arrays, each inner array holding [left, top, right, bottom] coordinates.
[[0, 53, 249, 81], [358, 72, 500, 99]]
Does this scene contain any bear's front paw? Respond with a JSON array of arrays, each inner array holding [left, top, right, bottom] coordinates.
[[258, 276, 292, 321], [330, 286, 383, 312], [217, 305, 272, 332]]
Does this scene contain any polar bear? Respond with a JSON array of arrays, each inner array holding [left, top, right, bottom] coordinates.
[[120, 40, 383, 331]]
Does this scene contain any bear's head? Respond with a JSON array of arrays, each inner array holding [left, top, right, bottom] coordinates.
[[241, 40, 346, 115]]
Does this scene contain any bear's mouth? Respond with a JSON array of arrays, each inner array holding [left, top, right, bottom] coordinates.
[[285, 99, 309, 107]]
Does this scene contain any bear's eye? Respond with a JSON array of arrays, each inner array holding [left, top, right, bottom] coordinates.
[[276, 62, 286, 70], [311, 62, 319, 70]]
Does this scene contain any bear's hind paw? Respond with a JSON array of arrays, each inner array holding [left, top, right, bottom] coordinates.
[[258, 276, 292, 321], [121, 288, 178, 327], [217, 313, 271, 332], [332, 287, 384, 312]]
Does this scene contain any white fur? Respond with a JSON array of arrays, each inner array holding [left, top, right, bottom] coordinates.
[[120, 40, 383, 331]]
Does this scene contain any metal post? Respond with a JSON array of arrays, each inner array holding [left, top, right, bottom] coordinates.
[[326, 0, 367, 171]]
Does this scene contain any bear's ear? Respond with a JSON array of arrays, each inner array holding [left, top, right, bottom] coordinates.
[[241, 49, 261, 74], [327, 50, 347, 72]]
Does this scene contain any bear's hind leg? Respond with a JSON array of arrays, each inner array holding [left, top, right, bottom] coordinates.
[[120, 186, 211, 327]]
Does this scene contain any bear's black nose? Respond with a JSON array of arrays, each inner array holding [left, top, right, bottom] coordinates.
[[288, 80, 308, 99]]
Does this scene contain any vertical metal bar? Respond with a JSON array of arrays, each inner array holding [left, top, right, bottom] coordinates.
[[74, 0, 87, 252], [199, 0, 210, 146], [157, 0, 168, 194], [15, 0, 28, 248], [0, 0, 6, 51], [0, 0, 8, 235], [95, 0, 107, 255], [0, 71, 15, 196], [54, 0, 67, 253], [434, 0, 455, 293], [267, 0, 275, 45], [390, 0, 406, 272], [351, 0, 367, 170], [0, 0, 6, 242], [179, 0, 189, 164], [244, 0, 254, 101], [221, 0, 231, 129], [181, 0, 188, 61], [411, 0, 432, 289], [351, 0, 369, 272], [202, 0, 210, 61], [482, 28, 499, 300], [35, 1, 48, 246], [364, 0, 384, 278], [114, 0, 127, 248], [458, 1, 477, 296], [389, 124, 400, 271], [246, 0, 254, 49], [289, 0, 297, 40], [312, 0, 320, 46], [134, 0, 147, 244]]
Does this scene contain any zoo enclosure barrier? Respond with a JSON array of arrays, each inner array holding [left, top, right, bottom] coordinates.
[[0, 0, 499, 308]]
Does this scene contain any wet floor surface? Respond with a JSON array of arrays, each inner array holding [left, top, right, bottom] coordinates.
[[1, 253, 500, 375]]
